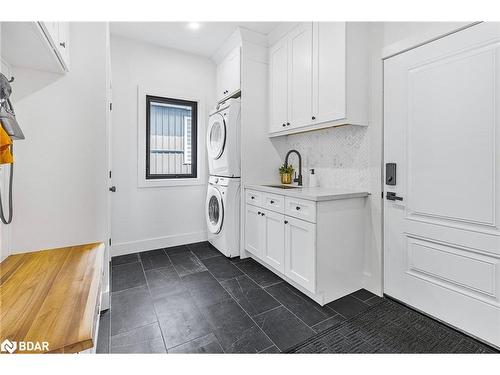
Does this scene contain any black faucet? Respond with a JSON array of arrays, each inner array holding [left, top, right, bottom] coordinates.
[[284, 149, 303, 186]]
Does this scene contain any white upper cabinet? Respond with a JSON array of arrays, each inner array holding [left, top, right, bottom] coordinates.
[[244, 204, 263, 258], [216, 46, 241, 102], [38, 21, 71, 71], [287, 23, 313, 130], [56, 22, 71, 69], [2, 22, 71, 74], [268, 22, 368, 136], [312, 22, 346, 124], [269, 38, 288, 132]]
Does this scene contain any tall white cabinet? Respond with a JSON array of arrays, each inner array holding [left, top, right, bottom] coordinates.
[[268, 22, 369, 136]]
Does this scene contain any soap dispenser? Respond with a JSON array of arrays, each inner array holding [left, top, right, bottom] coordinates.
[[309, 169, 318, 188]]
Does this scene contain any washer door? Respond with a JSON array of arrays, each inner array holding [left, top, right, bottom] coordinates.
[[206, 186, 224, 234], [207, 113, 226, 160]]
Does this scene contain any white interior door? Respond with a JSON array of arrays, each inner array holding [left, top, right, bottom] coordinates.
[[384, 22, 500, 348]]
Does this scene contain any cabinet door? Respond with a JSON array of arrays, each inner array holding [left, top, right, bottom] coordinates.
[[216, 62, 226, 101], [225, 47, 241, 96], [262, 209, 285, 273], [57, 22, 70, 70], [269, 38, 288, 133], [216, 47, 240, 101], [312, 22, 346, 124], [288, 22, 313, 129], [43, 22, 59, 44], [284, 216, 316, 292], [245, 204, 263, 258]]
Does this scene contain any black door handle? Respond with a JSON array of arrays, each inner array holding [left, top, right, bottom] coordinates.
[[386, 192, 403, 201], [109, 186, 116, 192]]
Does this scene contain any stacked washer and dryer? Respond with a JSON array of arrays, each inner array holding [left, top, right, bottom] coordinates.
[[205, 98, 241, 257]]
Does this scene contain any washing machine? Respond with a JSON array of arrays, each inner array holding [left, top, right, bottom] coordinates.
[[207, 98, 241, 177], [205, 176, 240, 257]]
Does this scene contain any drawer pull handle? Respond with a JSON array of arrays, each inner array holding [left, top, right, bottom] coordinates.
[[251, 196, 255, 199], [270, 200, 275, 204], [296, 206, 301, 210], [258, 211, 261, 215], [284, 220, 288, 224]]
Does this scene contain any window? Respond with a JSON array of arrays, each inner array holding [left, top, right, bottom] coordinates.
[[146, 95, 197, 179]]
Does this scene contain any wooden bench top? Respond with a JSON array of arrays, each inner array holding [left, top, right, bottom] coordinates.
[[0, 243, 104, 353]]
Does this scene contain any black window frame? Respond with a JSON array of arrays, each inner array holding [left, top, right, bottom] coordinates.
[[145, 95, 198, 180]]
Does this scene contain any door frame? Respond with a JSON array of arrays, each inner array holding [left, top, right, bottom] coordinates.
[[381, 22, 481, 296]]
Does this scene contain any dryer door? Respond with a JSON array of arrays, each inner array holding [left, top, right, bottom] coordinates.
[[207, 113, 226, 160], [206, 185, 224, 234]]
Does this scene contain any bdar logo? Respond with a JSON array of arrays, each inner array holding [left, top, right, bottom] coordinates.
[[1, 339, 17, 354]]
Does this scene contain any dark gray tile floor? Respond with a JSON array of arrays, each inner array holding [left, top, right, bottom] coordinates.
[[98, 241, 381, 353]]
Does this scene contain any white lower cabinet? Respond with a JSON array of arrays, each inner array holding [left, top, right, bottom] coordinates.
[[263, 209, 285, 274], [244, 188, 367, 305], [244, 204, 263, 258], [284, 216, 316, 292]]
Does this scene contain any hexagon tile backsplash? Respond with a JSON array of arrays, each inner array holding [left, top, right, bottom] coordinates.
[[271, 125, 369, 190]]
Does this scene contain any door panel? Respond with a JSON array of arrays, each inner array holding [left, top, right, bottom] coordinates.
[[288, 23, 313, 129], [245, 204, 263, 258], [262, 209, 285, 273], [384, 22, 500, 347], [312, 22, 346, 123], [269, 38, 288, 132], [284, 216, 316, 292]]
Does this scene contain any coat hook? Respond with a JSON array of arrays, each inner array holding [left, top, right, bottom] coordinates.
[[8, 77, 14, 83]]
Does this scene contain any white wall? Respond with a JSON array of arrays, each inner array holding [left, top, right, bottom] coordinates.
[[9, 23, 109, 253], [0, 22, 9, 262], [110, 36, 216, 256]]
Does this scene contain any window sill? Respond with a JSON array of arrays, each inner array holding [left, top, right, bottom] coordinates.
[[138, 177, 206, 188]]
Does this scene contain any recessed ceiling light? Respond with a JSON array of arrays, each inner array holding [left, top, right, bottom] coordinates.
[[187, 22, 200, 30]]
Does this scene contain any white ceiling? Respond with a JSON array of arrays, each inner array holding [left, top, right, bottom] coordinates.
[[110, 22, 281, 58]]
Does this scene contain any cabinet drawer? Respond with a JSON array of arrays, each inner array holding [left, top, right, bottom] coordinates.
[[285, 197, 316, 223], [262, 192, 285, 214], [246, 189, 262, 206]]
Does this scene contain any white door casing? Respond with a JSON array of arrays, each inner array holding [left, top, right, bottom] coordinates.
[[384, 22, 500, 347]]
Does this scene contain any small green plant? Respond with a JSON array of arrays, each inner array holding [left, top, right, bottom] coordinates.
[[279, 164, 294, 175]]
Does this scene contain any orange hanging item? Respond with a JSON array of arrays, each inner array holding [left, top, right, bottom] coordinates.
[[0, 122, 14, 164]]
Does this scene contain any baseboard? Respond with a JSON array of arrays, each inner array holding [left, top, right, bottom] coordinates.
[[111, 231, 207, 258]]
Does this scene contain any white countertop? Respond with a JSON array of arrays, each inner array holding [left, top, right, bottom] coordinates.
[[245, 184, 370, 202]]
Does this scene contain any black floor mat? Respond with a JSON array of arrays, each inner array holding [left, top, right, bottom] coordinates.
[[287, 298, 498, 353]]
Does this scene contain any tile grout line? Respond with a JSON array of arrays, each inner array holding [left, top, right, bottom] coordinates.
[[190, 249, 280, 353], [164, 247, 227, 353], [167, 332, 224, 353], [264, 281, 342, 322], [259, 344, 277, 353], [231, 258, 325, 334], [138, 255, 169, 354]]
